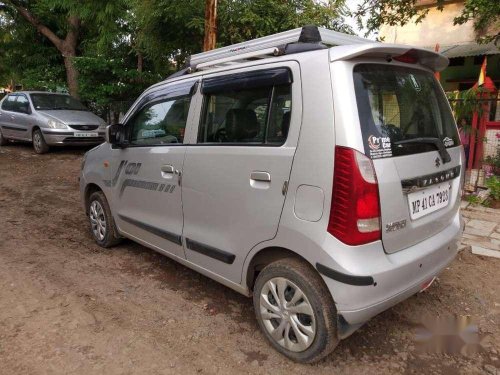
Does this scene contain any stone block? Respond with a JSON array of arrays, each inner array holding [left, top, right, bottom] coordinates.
[[471, 246, 500, 259], [464, 220, 497, 237]]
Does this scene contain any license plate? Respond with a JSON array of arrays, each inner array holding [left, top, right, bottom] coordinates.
[[408, 183, 451, 220], [74, 132, 98, 137]]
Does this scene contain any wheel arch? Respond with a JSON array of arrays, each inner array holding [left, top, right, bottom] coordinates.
[[84, 182, 105, 214], [245, 246, 317, 292], [31, 125, 41, 141]]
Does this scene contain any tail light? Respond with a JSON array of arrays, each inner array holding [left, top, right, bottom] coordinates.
[[328, 146, 381, 245]]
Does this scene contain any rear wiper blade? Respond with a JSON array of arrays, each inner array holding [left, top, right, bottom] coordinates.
[[393, 137, 451, 163]]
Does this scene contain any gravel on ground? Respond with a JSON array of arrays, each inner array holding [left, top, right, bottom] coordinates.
[[0, 143, 499, 375]]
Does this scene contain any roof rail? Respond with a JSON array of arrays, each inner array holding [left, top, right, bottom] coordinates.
[[187, 25, 372, 71]]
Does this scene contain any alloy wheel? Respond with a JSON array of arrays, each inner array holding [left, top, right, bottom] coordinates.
[[33, 132, 42, 152], [259, 277, 316, 352], [89, 200, 107, 241]]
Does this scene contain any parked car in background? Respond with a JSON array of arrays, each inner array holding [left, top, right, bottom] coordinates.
[[0, 91, 107, 153], [80, 26, 464, 363]]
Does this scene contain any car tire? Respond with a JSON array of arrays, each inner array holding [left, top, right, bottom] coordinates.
[[0, 128, 8, 146], [87, 191, 122, 248], [253, 258, 339, 363], [32, 129, 49, 154]]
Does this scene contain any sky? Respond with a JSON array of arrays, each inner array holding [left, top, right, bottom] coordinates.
[[343, 0, 377, 40]]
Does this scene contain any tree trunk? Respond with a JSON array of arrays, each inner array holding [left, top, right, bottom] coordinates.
[[203, 0, 217, 51], [13, 6, 81, 97], [137, 52, 144, 73], [63, 52, 79, 98]]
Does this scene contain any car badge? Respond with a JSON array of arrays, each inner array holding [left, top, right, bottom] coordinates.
[[435, 157, 441, 168]]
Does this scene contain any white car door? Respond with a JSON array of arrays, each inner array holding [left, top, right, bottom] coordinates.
[[181, 62, 302, 283], [108, 80, 198, 259]]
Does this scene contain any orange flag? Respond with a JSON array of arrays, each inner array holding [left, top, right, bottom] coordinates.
[[478, 56, 487, 86]]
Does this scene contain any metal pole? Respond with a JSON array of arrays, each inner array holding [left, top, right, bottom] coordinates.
[[203, 0, 217, 51]]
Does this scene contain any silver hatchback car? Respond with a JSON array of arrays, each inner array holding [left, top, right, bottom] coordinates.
[[79, 27, 464, 362], [0, 91, 107, 153]]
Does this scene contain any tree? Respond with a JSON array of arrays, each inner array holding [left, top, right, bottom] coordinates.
[[0, 7, 65, 90], [203, 0, 217, 51], [351, 0, 499, 43], [0, 0, 128, 97], [134, 0, 352, 73]]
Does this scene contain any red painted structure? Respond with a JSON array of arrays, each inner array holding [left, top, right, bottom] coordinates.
[[467, 76, 498, 170]]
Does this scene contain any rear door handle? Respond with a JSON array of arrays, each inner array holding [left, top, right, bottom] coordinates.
[[251, 171, 271, 182], [161, 165, 175, 173], [161, 165, 176, 180]]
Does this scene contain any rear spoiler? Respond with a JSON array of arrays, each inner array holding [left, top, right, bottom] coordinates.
[[329, 44, 449, 72]]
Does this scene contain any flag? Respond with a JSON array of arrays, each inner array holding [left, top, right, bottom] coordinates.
[[478, 56, 487, 86]]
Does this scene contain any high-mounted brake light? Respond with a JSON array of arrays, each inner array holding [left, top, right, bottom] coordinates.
[[393, 52, 418, 64], [328, 146, 381, 246]]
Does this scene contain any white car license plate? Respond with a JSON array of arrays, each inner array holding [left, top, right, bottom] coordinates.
[[408, 183, 451, 220], [74, 132, 98, 138]]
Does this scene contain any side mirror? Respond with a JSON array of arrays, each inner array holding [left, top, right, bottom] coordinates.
[[106, 124, 128, 146]]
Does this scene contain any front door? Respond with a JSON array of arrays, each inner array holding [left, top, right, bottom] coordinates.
[[109, 81, 197, 258], [181, 64, 301, 283]]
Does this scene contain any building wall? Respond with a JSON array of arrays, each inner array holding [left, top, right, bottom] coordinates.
[[379, 1, 475, 46], [440, 55, 500, 91], [379, 1, 499, 93]]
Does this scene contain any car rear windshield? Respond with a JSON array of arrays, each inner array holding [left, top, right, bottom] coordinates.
[[353, 64, 459, 159], [30, 93, 88, 111]]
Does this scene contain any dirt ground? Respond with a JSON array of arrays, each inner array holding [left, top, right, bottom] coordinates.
[[0, 143, 499, 375]]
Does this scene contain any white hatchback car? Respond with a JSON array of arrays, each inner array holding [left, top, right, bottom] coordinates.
[[80, 26, 464, 362]]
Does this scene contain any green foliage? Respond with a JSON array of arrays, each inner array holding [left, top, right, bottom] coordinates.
[[465, 194, 481, 205], [217, 0, 351, 44], [1, 0, 350, 115], [453, 0, 500, 43], [0, 8, 66, 89], [74, 55, 159, 117], [484, 144, 500, 171], [485, 176, 500, 201], [135, 0, 351, 73], [447, 88, 487, 121], [350, 0, 428, 39]]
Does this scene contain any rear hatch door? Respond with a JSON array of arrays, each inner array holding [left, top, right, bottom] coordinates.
[[353, 63, 462, 253]]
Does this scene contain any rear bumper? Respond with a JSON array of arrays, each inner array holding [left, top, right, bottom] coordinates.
[[320, 211, 463, 326], [42, 130, 105, 146]]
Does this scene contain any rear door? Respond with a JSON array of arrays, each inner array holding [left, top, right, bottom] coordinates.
[[352, 63, 462, 253], [109, 80, 197, 259], [9, 94, 32, 140], [0, 95, 20, 138], [181, 63, 301, 283]]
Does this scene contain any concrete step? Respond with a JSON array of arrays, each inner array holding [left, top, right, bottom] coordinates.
[[471, 246, 500, 259], [463, 219, 498, 237]]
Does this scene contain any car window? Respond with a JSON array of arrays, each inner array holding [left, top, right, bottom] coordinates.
[[1, 95, 17, 112], [13, 95, 30, 114], [128, 95, 191, 146], [30, 93, 87, 111], [354, 64, 459, 159], [198, 82, 292, 145]]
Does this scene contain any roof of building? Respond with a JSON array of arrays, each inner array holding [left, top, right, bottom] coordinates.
[[428, 41, 499, 58]]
